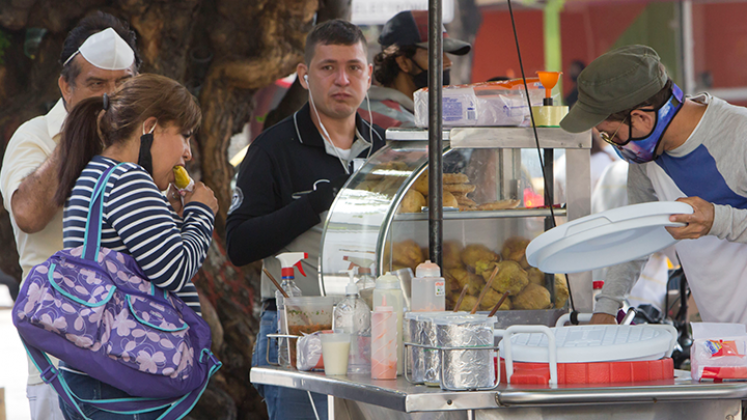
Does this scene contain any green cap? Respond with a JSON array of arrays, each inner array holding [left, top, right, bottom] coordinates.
[[560, 45, 668, 133]]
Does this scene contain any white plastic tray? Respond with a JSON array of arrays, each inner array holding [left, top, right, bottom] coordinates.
[[526, 201, 693, 273], [498, 324, 677, 364]]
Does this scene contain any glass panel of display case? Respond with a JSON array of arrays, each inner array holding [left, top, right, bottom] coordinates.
[[320, 127, 590, 314]]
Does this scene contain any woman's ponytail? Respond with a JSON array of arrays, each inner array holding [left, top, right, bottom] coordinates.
[[54, 97, 106, 206]]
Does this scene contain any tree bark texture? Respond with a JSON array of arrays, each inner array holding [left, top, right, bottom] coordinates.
[[0, 0, 349, 418]]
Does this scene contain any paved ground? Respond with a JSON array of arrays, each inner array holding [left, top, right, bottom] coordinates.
[[0, 285, 31, 420]]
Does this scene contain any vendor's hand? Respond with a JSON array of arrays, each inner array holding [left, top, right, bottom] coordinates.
[[666, 196, 714, 240], [590, 313, 617, 325], [184, 182, 219, 215], [166, 184, 184, 216]]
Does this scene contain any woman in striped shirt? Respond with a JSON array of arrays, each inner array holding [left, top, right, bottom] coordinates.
[[52, 73, 218, 420]]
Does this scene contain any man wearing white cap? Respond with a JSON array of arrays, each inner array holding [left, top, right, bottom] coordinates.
[[0, 12, 140, 420]]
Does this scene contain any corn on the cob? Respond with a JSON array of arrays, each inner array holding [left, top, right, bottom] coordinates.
[[172, 166, 194, 191]]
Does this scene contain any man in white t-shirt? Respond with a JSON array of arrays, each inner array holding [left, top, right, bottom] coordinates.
[[0, 12, 139, 419]]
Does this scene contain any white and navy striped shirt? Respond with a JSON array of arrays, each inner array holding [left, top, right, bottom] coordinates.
[[62, 156, 214, 315]]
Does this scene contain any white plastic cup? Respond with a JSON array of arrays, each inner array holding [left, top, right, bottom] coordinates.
[[321, 333, 351, 376]]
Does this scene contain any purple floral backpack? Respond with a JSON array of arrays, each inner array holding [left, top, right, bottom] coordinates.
[[13, 164, 221, 419]]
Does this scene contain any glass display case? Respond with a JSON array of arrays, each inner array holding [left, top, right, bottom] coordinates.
[[319, 127, 593, 319]]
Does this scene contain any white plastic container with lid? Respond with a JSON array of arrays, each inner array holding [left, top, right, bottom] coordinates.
[[371, 297, 397, 379], [332, 269, 371, 374], [373, 272, 405, 375], [411, 260, 446, 312]]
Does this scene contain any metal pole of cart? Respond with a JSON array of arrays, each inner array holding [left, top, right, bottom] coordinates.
[[428, 0, 444, 268]]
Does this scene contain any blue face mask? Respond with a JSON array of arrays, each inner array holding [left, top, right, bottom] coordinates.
[[611, 83, 685, 164]]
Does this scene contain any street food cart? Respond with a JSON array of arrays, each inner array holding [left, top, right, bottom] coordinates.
[[251, 1, 745, 416], [252, 126, 747, 419]]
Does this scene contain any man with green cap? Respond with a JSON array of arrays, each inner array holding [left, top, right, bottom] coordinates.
[[561, 45, 747, 326]]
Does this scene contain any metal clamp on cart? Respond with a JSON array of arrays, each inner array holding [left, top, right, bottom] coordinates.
[[265, 333, 300, 366]]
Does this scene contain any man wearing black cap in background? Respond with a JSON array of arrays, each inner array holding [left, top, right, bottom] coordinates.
[[360, 10, 471, 128], [560, 45, 747, 327]]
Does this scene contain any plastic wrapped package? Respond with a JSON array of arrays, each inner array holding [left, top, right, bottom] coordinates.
[[691, 338, 747, 381], [414, 79, 546, 127], [296, 332, 326, 371], [691, 322, 747, 381]]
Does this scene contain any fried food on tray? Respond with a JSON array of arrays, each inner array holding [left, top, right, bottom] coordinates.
[[399, 189, 426, 213], [480, 289, 512, 311], [445, 273, 463, 295], [392, 239, 424, 270], [444, 173, 470, 184], [477, 199, 521, 211], [454, 194, 477, 208], [491, 260, 529, 296], [555, 274, 569, 308], [443, 241, 463, 269], [413, 171, 429, 195], [443, 191, 459, 208], [412, 170, 474, 203], [460, 244, 499, 269], [455, 295, 479, 312], [501, 236, 531, 268], [447, 267, 484, 295], [526, 267, 545, 286], [511, 283, 552, 310], [474, 259, 498, 280], [444, 183, 477, 194]]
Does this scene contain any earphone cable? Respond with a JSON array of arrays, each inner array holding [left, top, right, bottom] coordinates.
[[306, 74, 351, 174]]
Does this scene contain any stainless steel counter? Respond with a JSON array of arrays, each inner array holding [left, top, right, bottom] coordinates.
[[251, 366, 747, 419]]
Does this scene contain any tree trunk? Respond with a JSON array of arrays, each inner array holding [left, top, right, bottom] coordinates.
[[0, 0, 348, 418]]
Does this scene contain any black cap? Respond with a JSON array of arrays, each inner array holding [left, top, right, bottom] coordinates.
[[378, 10, 471, 55]]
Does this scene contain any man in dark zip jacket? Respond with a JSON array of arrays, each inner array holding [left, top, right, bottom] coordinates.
[[226, 19, 385, 420]]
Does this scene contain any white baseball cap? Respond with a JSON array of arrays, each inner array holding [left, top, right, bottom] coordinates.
[[62, 27, 135, 71]]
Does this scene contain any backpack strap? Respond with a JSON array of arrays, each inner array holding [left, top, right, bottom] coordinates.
[[82, 163, 126, 261], [22, 336, 222, 420]]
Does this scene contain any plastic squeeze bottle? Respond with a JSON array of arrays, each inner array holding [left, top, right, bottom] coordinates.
[[371, 296, 397, 380], [333, 269, 372, 374], [343, 255, 377, 309], [275, 252, 307, 367], [411, 260, 446, 312], [373, 272, 405, 375]]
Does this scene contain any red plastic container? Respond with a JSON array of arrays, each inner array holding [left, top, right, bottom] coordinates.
[[498, 358, 675, 385]]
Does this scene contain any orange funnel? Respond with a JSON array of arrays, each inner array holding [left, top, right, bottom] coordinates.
[[537, 71, 562, 99]]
